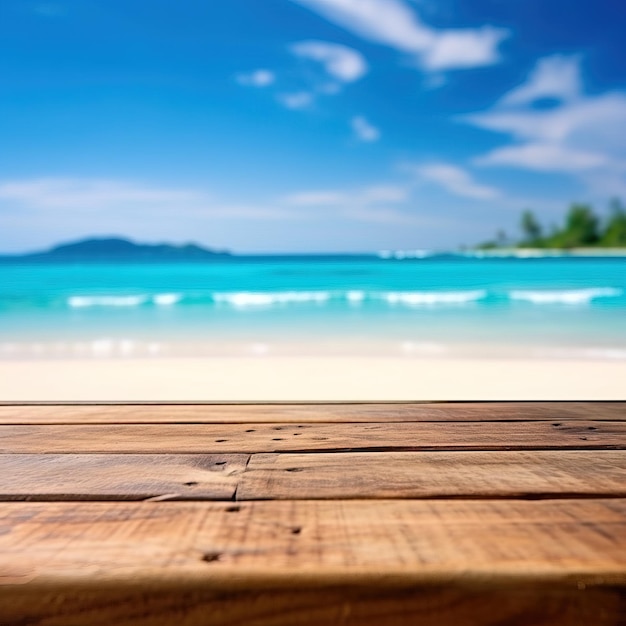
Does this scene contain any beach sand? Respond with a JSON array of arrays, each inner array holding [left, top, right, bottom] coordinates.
[[0, 356, 624, 401]]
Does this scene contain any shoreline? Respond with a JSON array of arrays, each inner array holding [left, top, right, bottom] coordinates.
[[464, 247, 626, 258], [1, 356, 624, 401], [2, 337, 626, 361]]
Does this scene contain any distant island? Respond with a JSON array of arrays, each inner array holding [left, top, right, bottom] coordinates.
[[477, 199, 626, 251], [1, 237, 231, 262]]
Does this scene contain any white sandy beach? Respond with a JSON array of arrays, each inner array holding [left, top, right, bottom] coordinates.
[[0, 356, 624, 401]]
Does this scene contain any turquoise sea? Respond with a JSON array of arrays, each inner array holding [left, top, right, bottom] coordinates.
[[1, 254, 625, 360]]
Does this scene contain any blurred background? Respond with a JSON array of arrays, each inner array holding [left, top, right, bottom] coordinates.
[[1, 0, 625, 399]]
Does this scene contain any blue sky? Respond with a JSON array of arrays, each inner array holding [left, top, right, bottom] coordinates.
[[1, 0, 626, 253]]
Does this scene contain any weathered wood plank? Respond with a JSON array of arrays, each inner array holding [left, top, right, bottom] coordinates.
[[0, 499, 625, 625], [238, 450, 626, 500], [0, 454, 248, 501], [0, 402, 623, 424], [6, 584, 625, 626], [1, 421, 625, 454]]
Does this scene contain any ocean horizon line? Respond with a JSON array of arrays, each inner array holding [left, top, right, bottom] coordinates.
[[3, 248, 626, 262], [1, 235, 626, 261]]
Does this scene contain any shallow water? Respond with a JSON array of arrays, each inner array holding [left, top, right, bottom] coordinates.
[[1, 255, 625, 359]]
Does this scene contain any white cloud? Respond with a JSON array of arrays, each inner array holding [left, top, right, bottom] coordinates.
[[291, 0, 508, 71], [342, 206, 424, 224], [415, 164, 500, 200], [422, 27, 507, 71], [283, 183, 413, 224], [292, 0, 435, 53], [286, 191, 347, 206], [0, 177, 297, 221], [286, 184, 408, 207], [360, 185, 408, 202], [291, 40, 367, 82], [278, 91, 315, 109], [475, 143, 609, 173], [465, 55, 626, 191], [236, 69, 275, 87], [0, 178, 203, 210], [467, 92, 626, 146], [351, 115, 380, 142], [499, 55, 582, 107]]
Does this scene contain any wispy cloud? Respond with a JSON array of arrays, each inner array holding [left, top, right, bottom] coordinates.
[[285, 182, 445, 225], [277, 41, 366, 111], [277, 91, 315, 109], [0, 177, 308, 252], [238, 43, 366, 116], [291, 0, 508, 71], [414, 164, 500, 200], [342, 205, 424, 224], [475, 143, 609, 173], [464, 55, 626, 193], [498, 55, 582, 107], [422, 27, 507, 72], [291, 40, 367, 82], [283, 182, 422, 222], [351, 115, 380, 142], [0, 177, 295, 220], [286, 190, 347, 206], [286, 184, 408, 207], [235, 69, 276, 87], [0, 178, 203, 210]]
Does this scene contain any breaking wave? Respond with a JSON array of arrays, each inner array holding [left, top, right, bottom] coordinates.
[[68, 293, 182, 308], [61, 287, 624, 309], [213, 291, 331, 307], [509, 288, 623, 305], [68, 295, 149, 308], [382, 290, 487, 306]]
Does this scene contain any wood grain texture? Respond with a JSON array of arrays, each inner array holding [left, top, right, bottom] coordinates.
[[238, 450, 626, 500], [4, 584, 625, 626], [0, 499, 625, 625], [0, 454, 248, 501], [1, 420, 625, 454], [2, 402, 625, 624], [0, 402, 623, 424]]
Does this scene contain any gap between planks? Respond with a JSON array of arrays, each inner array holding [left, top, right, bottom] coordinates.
[[2, 450, 625, 502]]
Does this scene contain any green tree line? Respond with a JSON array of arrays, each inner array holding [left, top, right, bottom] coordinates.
[[479, 198, 626, 249]]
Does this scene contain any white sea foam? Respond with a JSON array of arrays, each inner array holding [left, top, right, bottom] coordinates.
[[381, 250, 432, 260], [383, 290, 487, 306], [213, 291, 331, 307], [346, 290, 365, 303], [153, 293, 182, 306], [509, 288, 623, 305], [68, 295, 148, 308]]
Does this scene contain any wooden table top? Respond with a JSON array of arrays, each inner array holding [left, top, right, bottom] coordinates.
[[0, 402, 625, 625]]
